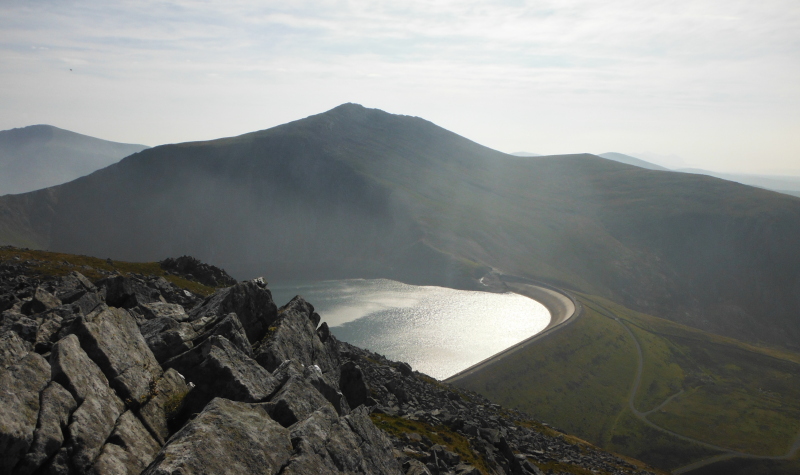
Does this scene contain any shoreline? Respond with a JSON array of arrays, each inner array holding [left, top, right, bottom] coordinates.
[[443, 277, 582, 383]]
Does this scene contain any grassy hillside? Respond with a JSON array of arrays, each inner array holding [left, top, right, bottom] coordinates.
[[0, 246, 218, 296], [452, 294, 800, 473]]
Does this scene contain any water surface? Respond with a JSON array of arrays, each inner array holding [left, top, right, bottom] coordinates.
[[270, 279, 550, 380]]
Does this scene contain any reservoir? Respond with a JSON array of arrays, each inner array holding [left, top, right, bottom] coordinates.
[[270, 279, 550, 380]]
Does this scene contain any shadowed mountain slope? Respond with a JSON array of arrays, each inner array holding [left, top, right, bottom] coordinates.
[[598, 152, 670, 171], [1, 104, 799, 350], [0, 125, 149, 195]]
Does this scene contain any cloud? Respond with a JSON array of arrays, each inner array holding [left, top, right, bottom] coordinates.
[[0, 0, 798, 173]]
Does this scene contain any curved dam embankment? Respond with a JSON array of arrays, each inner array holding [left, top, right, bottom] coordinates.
[[444, 279, 582, 383]]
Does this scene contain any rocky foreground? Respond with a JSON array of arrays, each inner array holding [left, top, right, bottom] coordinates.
[[0, 250, 658, 475]]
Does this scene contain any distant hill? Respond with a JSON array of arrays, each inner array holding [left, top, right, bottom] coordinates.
[[0, 125, 149, 195], [598, 152, 800, 198], [509, 151, 541, 157], [598, 152, 670, 171], [1, 104, 799, 351], [677, 168, 800, 198]]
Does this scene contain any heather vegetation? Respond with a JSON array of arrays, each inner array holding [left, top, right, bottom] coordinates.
[[453, 294, 800, 473]]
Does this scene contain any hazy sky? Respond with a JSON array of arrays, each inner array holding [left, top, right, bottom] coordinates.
[[2, 0, 799, 174]]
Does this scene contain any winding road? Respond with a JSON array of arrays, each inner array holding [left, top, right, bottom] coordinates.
[[583, 297, 800, 474], [443, 279, 800, 474]]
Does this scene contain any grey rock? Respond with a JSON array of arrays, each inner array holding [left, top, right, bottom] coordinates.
[[34, 307, 75, 353], [166, 336, 279, 412], [71, 292, 105, 317], [74, 307, 163, 406], [91, 410, 160, 475], [25, 288, 62, 315], [142, 398, 292, 475], [0, 352, 50, 472], [253, 296, 339, 374], [49, 335, 125, 473], [339, 361, 370, 409], [37, 446, 70, 475], [521, 459, 544, 475], [304, 364, 349, 416], [282, 405, 403, 475], [0, 331, 32, 368], [342, 406, 405, 474], [430, 444, 460, 466], [13, 382, 77, 475], [0, 312, 38, 343], [284, 405, 403, 475], [0, 293, 18, 313], [271, 359, 305, 384], [455, 464, 483, 475], [205, 312, 251, 356], [67, 396, 124, 474], [139, 317, 195, 363], [405, 459, 433, 475], [137, 368, 191, 444], [385, 378, 410, 403], [98, 276, 163, 309], [138, 302, 188, 322], [189, 280, 278, 343], [261, 373, 334, 427], [54, 272, 95, 305], [397, 362, 413, 377], [159, 256, 236, 288], [316, 321, 331, 342]]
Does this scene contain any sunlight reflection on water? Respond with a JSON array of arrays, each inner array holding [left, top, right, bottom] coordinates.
[[270, 279, 550, 380]]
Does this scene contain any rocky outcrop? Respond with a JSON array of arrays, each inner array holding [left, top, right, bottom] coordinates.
[[253, 296, 340, 375], [142, 398, 292, 475], [0, 351, 50, 472], [0, 251, 657, 475], [159, 256, 236, 288]]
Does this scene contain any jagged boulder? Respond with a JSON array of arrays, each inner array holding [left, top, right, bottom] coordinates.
[[189, 280, 278, 343], [282, 405, 403, 475], [91, 410, 160, 475], [339, 361, 371, 409], [142, 398, 293, 475], [0, 351, 50, 472], [253, 296, 339, 374], [49, 334, 126, 474], [52, 271, 96, 305], [138, 302, 188, 322], [23, 288, 61, 315], [74, 306, 163, 406], [261, 372, 334, 427], [137, 369, 191, 444], [139, 317, 196, 363], [98, 276, 164, 309], [34, 306, 75, 353], [13, 381, 76, 475], [160, 256, 236, 288], [303, 364, 349, 416], [0, 331, 31, 367], [165, 336, 279, 414]]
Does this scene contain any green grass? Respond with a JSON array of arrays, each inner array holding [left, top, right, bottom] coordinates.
[[0, 246, 219, 296], [370, 413, 492, 473], [453, 293, 800, 472], [606, 410, 721, 469], [684, 457, 800, 475], [454, 304, 638, 444]]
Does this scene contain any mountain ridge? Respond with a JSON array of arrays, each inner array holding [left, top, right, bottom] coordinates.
[[0, 124, 149, 195], [1, 104, 799, 351]]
